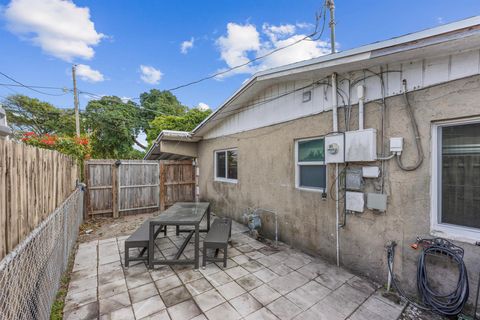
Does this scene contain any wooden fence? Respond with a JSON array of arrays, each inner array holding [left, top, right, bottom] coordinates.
[[160, 160, 196, 211], [0, 139, 79, 260], [85, 159, 196, 216]]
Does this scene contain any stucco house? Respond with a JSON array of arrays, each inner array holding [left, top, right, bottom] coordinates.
[[146, 17, 480, 302]]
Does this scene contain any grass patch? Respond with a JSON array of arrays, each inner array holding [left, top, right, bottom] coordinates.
[[50, 245, 77, 320]]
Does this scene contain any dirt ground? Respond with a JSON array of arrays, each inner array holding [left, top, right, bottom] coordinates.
[[78, 212, 158, 243]]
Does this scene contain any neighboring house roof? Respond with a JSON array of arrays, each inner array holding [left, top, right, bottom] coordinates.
[[144, 130, 201, 160], [145, 16, 480, 159], [0, 106, 12, 137]]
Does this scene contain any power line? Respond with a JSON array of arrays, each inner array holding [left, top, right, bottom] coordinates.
[[0, 71, 71, 96], [0, 83, 70, 91], [166, 2, 328, 92]]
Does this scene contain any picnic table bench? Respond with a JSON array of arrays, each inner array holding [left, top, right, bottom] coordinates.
[[124, 219, 166, 267], [203, 217, 232, 268]]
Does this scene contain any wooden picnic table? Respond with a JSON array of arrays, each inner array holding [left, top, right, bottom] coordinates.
[[148, 202, 210, 269]]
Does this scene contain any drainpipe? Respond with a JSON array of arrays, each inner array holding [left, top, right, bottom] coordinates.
[[332, 73, 340, 267], [357, 85, 365, 130]]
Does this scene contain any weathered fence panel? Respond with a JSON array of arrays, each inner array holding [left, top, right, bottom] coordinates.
[[0, 139, 79, 260], [85, 160, 161, 216], [160, 160, 196, 211], [119, 161, 160, 213], [85, 159, 196, 216]]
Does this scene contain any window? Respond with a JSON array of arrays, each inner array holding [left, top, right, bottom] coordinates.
[[432, 119, 480, 242], [215, 149, 238, 182], [295, 137, 326, 191]]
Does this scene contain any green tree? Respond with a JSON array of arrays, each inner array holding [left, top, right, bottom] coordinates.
[[84, 96, 144, 159], [139, 89, 188, 132], [147, 108, 212, 144], [3, 94, 76, 135]]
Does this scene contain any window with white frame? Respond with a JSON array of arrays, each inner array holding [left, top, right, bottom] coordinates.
[[215, 149, 238, 182], [432, 120, 480, 241], [295, 137, 326, 191]]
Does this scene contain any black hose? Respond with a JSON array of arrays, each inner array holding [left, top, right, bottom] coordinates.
[[474, 270, 480, 320], [387, 238, 469, 316]]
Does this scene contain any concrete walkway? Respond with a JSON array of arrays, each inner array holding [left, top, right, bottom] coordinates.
[[64, 220, 405, 320]]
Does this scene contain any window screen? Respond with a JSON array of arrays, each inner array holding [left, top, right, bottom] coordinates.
[[227, 150, 238, 179], [215, 149, 238, 181], [216, 151, 226, 178], [299, 165, 326, 189], [440, 122, 480, 229], [296, 138, 326, 190]]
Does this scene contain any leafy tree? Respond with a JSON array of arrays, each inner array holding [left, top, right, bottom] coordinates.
[[3, 94, 76, 135], [147, 108, 212, 144], [84, 96, 144, 159], [139, 89, 188, 132]]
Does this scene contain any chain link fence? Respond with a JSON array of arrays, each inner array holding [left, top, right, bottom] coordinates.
[[0, 187, 84, 320]]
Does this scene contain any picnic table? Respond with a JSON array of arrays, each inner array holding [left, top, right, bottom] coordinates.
[[148, 202, 210, 269]]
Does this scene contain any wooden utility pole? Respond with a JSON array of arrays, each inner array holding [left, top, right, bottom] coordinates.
[[327, 0, 336, 54], [72, 65, 80, 137]]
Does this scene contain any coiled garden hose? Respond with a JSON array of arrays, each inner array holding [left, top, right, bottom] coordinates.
[[386, 238, 469, 317]]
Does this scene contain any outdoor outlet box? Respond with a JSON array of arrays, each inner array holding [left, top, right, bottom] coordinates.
[[346, 191, 364, 213], [345, 129, 377, 162], [362, 166, 380, 178], [325, 134, 345, 164], [367, 193, 388, 212], [390, 137, 403, 154]]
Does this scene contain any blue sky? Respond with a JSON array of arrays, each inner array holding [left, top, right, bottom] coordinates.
[[0, 0, 479, 114]]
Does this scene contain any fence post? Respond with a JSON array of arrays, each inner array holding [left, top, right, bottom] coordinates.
[[159, 161, 165, 212], [112, 163, 119, 218]]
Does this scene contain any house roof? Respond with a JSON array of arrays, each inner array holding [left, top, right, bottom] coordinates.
[[145, 16, 480, 160], [192, 16, 480, 137]]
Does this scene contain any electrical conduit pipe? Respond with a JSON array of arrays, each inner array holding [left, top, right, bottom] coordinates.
[[331, 73, 340, 267]]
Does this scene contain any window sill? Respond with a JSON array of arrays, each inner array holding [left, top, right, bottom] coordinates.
[[214, 178, 238, 184], [430, 223, 480, 245], [296, 186, 325, 193]]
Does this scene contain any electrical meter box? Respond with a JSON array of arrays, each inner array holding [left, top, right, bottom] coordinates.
[[325, 134, 345, 163], [345, 129, 377, 162], [346, 191, 364, 213]]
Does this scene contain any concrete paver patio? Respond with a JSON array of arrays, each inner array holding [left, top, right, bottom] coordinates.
[[64, 218, 406, 320]]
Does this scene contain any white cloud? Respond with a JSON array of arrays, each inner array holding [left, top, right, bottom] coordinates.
[[76, 64, 104, 82], [197, 102, 210, 111], [437, 17, 445, 24], [181, 37, 194, 54], [216, 23, 261, 76], [216, 22, 330, 78], [262, 23, 296, 41], [140, 65, 162, 85], [4, 0, 104, 62]]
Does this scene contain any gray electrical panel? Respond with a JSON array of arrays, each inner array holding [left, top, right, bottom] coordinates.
[[367, 193, 388, 212], [346, 168, 363, 191]]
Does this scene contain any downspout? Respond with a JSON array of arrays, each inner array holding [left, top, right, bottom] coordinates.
[[332, 73, 340, 267], [357, 85, 365, 130]]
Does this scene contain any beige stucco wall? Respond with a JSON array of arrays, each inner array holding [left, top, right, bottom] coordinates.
[[197, 75, 480, 301]]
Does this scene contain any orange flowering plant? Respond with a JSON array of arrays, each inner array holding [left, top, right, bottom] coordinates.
[[21, 132, 91, 160]]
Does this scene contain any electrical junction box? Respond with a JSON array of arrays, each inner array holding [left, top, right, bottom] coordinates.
[[345, 129, 377, 162], [390, 137, 403, 154], [346, 191, 364, 213], [346, 168, 363, 190], [367, 193, 388, 212], [362, 166, 380, 178], [325, 134, 345, 164]]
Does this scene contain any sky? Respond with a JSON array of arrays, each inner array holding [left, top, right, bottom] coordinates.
[[0, 0, 479, 114]]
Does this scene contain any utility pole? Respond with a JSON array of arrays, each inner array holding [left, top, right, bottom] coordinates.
[[327, 0, 336, 53], [72, 65, 80, 137]]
